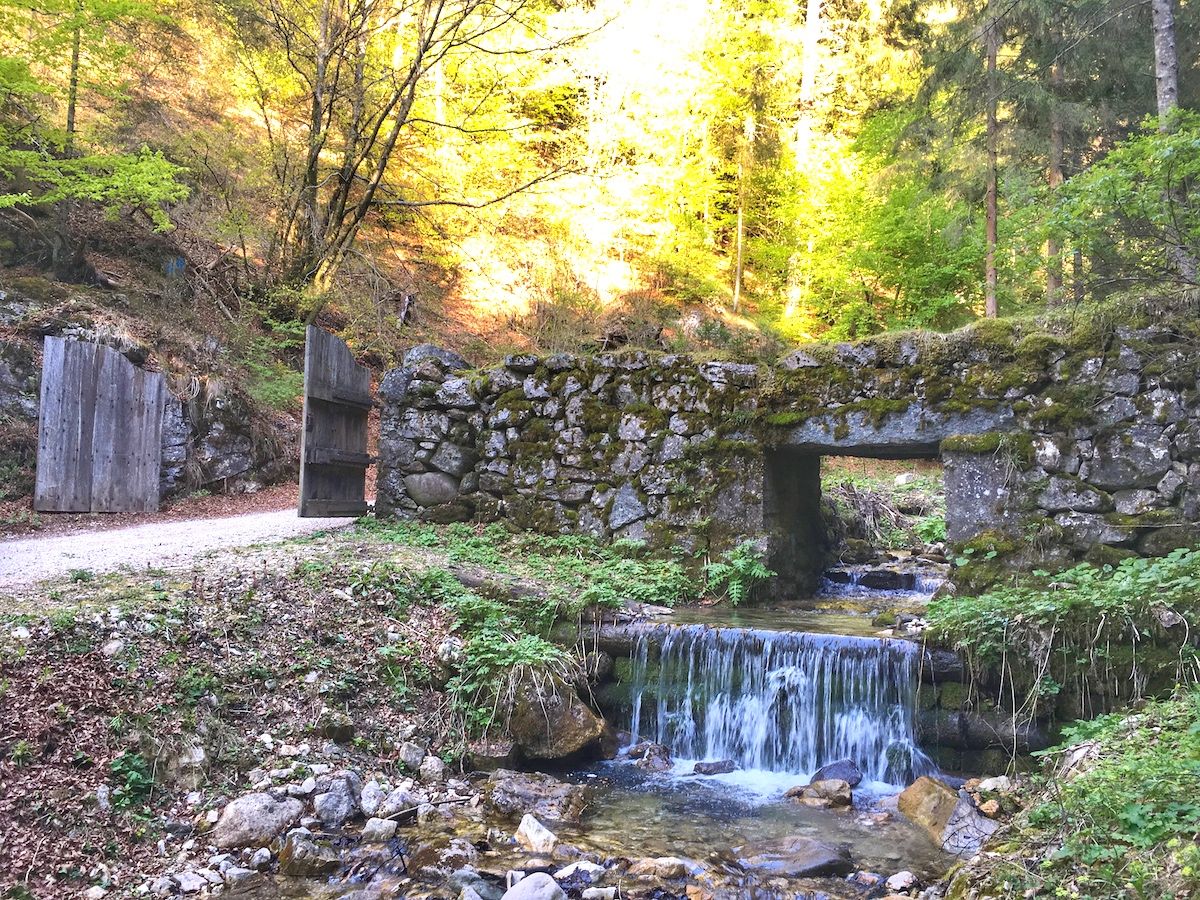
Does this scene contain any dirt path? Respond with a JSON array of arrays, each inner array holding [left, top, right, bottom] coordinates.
[[0, 508, 355, 590]]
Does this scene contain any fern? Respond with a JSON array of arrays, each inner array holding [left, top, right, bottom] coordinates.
[[704, 541, 775, 606]]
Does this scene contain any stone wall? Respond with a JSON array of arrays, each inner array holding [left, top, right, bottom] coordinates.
[[378, 317, 1200, 590]]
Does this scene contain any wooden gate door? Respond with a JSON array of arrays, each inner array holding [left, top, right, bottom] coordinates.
[[35, 337, 167, 513], [299, 326, 372, 517]]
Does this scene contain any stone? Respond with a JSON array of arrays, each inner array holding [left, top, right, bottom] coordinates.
[[507, 675, 605, 760], [174, 872, 207, 894], [406, 344, 469, 371], [431, 442, 479, 477], [626, 857, 697, 879], [313, 771, 361, 826], [1054, 511, 1137, 549], [515, 814, 557, 853], [976, 775, 1011, 793], [248, 848, 272, 870], [1089, 425, 1172, 490], [500, 873, 566, 900], [812, 758, 864, 787], [420, 754, 448, 783], [360, 780, 385, 817], [554, 861, 605, 882], [785, 778, 852, 809], [277, 832, 341, 876], [405, 472, 461, 507], [399, 741, 427, 770], [886, 871, 919, 892], [736, 836, 854, 878], [608, 482, 647, 530], [361, 816, 398, 842], [897, 776, 959, 846], [693, 759, 735, 775], [376, 786, 421, 819], [633, 742, 673, 772], [581, 890, 617, 900], [1037, 476, 1110, 513], [211, 793, 303, 849], [487, 770, 593, 823], [1114, 489, 1164, 515], [780, 349, 822, 369], [941, 793, 1000, 855]]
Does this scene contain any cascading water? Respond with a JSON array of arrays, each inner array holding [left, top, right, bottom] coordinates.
[[625, 624, 935, 787]]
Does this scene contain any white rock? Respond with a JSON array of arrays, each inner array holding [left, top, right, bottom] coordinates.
[[419, 755, 448, 783], [100, 639, 125, 657], [515, 814, 557, 854], [11, 626, 31, 641], [581, 890, 617, 900], [361, 817, 398, 842], [149, 876, 175, 897], [360, 780, 386, 817], [83, 887, 107, 899], [554, 860, 605, 881], [976, 775, 1012, 793], [886, 870, 919, 892], [501, 872, 566, 900], [223, 866, 256, 886], [174, 872, 207, 894], [198, 868, 223, 885], [248, 847, 271, 870], [894, 473, 917, 486], [398, 741, 426, 770]]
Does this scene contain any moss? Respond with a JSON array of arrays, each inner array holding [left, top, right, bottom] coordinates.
[[580, 399, 617, 434], [1028, 383, 1101, 429], [1083, 544, 1139, 569], [760, 410, 813, 427], [941, 431, 1034, 465], [939, 681, 970, 711], [960, 529, 1020, 556], [1014, 332, 1065, 360]]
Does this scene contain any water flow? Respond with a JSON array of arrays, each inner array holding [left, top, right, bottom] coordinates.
[[626, 624, 934, 787]]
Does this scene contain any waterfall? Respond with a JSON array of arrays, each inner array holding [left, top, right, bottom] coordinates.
[[625, 624, 935, 786]]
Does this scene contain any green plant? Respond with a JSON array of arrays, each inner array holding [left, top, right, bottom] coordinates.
[[703, 542, 775, 605], [914, 514, 947, 543], [68, 569, 94, 583], [9, 739, 34, 766], [109, 751, 154, 809], [377, 641, 431, 702]]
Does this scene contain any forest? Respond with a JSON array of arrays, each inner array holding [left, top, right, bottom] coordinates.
[[1, 0, 1197, 360]]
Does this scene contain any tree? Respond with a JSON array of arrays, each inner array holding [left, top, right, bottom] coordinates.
[[1150, 0, 1197, 282]]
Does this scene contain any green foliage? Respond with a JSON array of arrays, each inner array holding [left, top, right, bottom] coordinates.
[[376, 640, 431, 703], [985, 689, 1200, 899], [703, 541, 774, 605], [109, 750, 153, 809], [914, 514, 947, 543], [8, 738, 33, 766]]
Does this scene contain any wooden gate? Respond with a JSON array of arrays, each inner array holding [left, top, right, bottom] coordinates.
[[35, 337, 167, 513], [299, 326, 372, 517]]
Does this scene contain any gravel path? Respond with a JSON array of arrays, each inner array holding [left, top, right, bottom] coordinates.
[[0, 509, 354, 590]]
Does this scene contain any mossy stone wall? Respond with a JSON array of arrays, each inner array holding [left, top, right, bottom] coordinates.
[[378, 318, 1200, 590]]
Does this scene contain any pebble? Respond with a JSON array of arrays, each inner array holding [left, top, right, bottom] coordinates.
[[174, 872, 206, 894], [100, 639, 125, 657]]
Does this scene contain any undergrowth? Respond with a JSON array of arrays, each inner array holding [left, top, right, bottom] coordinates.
[[965, 688, 1200, 899], [928, 548, 1200, 725]]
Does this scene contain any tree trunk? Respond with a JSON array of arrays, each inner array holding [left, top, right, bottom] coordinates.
[[984, 17, 999, 318], [65, 0, 83, 153], [1150, 0, 1198, 282], [1045, 56, 1064, 305]]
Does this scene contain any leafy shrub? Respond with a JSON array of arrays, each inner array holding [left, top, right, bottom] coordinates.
[[110, 751, 154, 809], [704, 541, 775, 605], [914, 514, 947, 543]]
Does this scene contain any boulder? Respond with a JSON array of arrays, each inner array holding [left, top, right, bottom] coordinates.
[[626, 857, 702, 879], [277, 832, 341, 876], [507, 675, 605, 760], [420, 754, 448, 783], [398, 741, 427, 770], [886, 871, 919, 892], [210, 793, 303, 849], [897, 776, 959, 845], [515, 814, 557, 854], [785, 778, 852, 809], [1089, 426, 1172, 490], [736, 836, 854, 878], [361, 817, 398, 842], [633, 743, 673, 773], [405, 344, 469, 371], [487, 769, 593, 823], [941, 793, 1000, 855], [693, 759, 735, 776], [500, 873, 566, 900], [812, 758, 863, 787], [405, 472, 461, 507], [313, 771, 362, 826]]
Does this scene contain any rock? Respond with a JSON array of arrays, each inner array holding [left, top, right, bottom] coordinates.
[[894, 473, 917, 487], [399, 741, 427, 770], [886, 871, 919, 892], [515, 814, 557, 853], [580, 890, 617, 900], [941, 793, 999, 855], [554, 861, 605, 883], [785, 778, 852, 809], [812, 758, 863, 787], [487, 770, 592, 823], [626, 857, 698, 879], [1089, 426, 1172, 490], [448, 868, 505, 900], [83, 887, 107, 899], [608, 483, 647, 530], [211, 793, 303, 849], [377, 786, 421, 819], [278, 831, 342, 876], [100, 639, 125, 657], [693, 759, 735, 775], [361, 816, 398, 842], [897, 776, 959, 845], [174, 872, 207, 894], [360, 780, 385, 817], [420, 754, 448, 783], [633, 742, 673, 772], [405, 472, 461, 506], [405, 344, 469, 371], [977, 798, 1001, 818], [313, 771, 361, 825], [248, 847, 272, 871], [507, 675, 605, 760], [736, 836, 854, 878], [976, 775, 1011, 793], [500, 873, 566, 900], [1037, 476, 1110, 513]]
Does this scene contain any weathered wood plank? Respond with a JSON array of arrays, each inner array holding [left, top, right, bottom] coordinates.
[[35, 337, 165, 513], [299, 326, 372, 518]]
